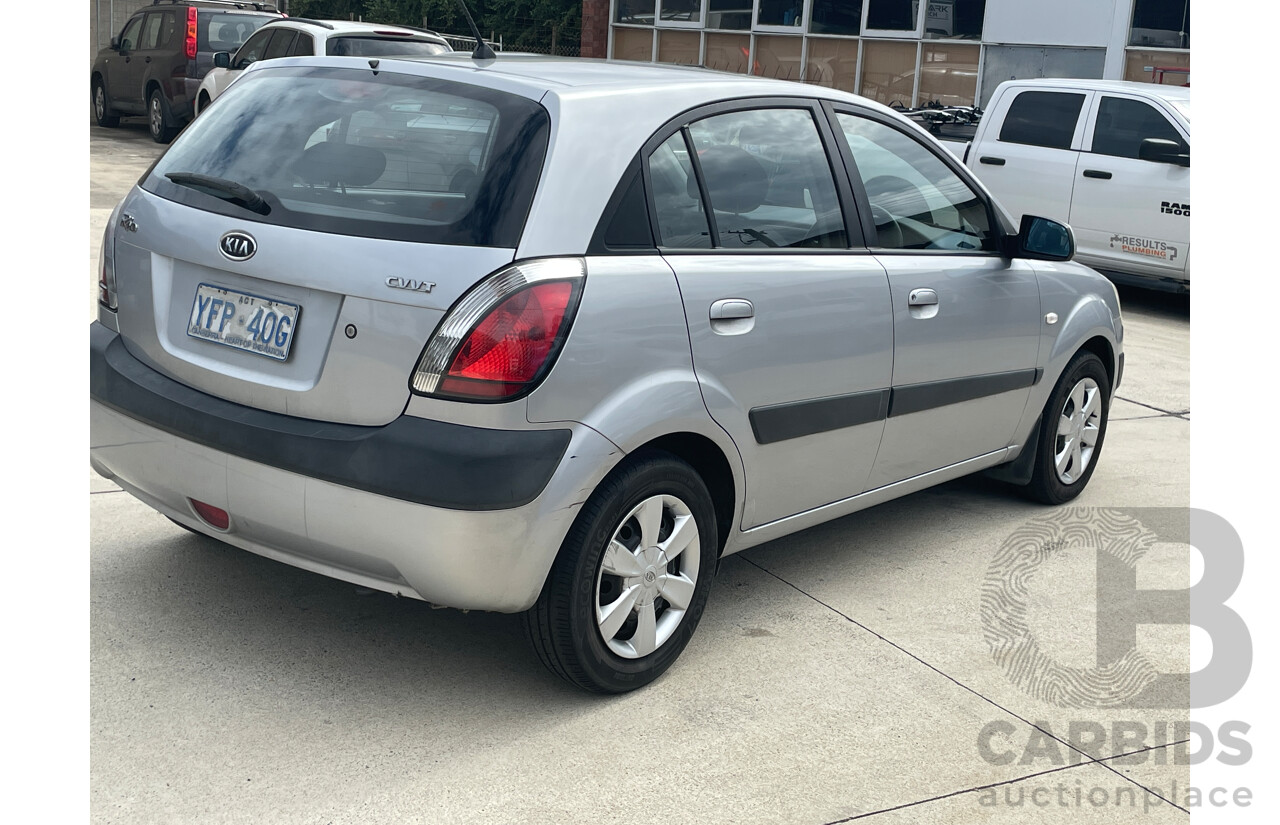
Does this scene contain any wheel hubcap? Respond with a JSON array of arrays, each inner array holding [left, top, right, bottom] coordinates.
[[595, 495, 700, 659], [1054, 377, 1102, 484], [150, 98, 163, 135], [94, 86, 105, 119]]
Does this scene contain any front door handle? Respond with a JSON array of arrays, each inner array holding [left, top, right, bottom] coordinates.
[[908, 288, 938, 307], [709, 299, 754, 320], [1083, 169, 1112, 180], [979, 156, 1006, 166]]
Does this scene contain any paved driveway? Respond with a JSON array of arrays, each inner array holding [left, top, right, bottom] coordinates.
[[90, 123, 1191, 824]]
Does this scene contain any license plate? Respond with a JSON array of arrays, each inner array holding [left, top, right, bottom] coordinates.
[[186, 283, 301, 361]]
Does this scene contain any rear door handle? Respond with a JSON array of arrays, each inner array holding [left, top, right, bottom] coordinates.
[[1083, 169, 1112, 180], [710, 299, 754, 320], [908, 288, 938, 307], [979, 156, 1006, 166]]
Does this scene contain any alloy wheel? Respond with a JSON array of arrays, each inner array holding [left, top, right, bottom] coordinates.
[[1054, 377, 1102, 484]]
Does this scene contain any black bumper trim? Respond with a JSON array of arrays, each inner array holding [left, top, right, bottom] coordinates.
[[90, 323, 571, 511]]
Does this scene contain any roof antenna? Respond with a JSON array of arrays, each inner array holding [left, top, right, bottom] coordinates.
[[453, 0, 496, 61]]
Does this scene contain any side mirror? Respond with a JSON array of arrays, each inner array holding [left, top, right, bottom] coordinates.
[[110, 36, 120, 50], [1138, 138, 1190, 167], [214, 51, 231, 69], [1012, 215, 1074, 262]]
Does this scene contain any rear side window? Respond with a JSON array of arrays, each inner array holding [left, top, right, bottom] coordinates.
[[199, 13, 275, 52], [326, 37, 452, 57], [290, 33, 315, 56], [1091, 96, 1187, 159], [998, 91, 1085, 150], [140, 13, 165, 50], [262, 30, 297, 60], [145, 66, 550, 248], [649, 133, 712, 248]]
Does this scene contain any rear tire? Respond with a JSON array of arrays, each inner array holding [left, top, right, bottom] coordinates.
[[524, 451, 718, 693], [1024, 351, 1111, 504], [92, 79, 119, 128], [148, 88, 176, 143], [196, 92, 211, 117]]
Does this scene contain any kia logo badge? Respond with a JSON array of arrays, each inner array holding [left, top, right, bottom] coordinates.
[[219, 231, 257, 261]]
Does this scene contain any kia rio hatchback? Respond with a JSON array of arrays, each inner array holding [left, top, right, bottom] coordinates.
[[90, 54, 1123, 693]]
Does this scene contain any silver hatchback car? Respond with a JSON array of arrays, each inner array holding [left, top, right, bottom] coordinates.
[[90, 54, 1122, 693]]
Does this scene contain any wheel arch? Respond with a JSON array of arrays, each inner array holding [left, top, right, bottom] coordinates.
[[629, 431, 738, 557]]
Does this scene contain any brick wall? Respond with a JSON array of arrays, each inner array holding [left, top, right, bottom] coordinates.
[[580, 0, 609, 59]]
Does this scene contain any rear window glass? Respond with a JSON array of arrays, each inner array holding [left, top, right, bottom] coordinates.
[[326, 37, 451, 57], [998, 91, 1085, 150], [199, 13, 276, 52], [144, 66, 550, 248]]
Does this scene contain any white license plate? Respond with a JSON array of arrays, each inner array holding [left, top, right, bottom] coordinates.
[[186, 283, 301, 361]]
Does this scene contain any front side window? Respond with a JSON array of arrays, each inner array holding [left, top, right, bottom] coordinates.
[[685, 108, 846, 249], [837, 113, 995, 251], [998, 91, 1085, 150], [1091, 96, 1187, 159], [233, 28, 274, 68], [262, 30, 297, 60], [145, 67, 550, 248], [290, 33, 315, 57], [118, 17, 144, 52]]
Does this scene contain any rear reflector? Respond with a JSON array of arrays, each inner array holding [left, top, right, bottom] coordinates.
[[189, 499, 230, 530]]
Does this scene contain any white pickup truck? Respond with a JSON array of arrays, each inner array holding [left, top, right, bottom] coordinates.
[[949, 79, 1190, 292]]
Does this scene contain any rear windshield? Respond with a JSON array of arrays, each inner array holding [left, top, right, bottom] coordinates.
[[326, 37, 451, 57], [199, 13, 276, 52], [144, 66, 550, 248]]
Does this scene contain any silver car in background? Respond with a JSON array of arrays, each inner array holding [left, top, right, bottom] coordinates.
[[90, 54, 1123, 693]]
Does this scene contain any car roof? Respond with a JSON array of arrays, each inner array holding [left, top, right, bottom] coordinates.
[[998, 77, 1190, 101], [265, 18, 448, 41]]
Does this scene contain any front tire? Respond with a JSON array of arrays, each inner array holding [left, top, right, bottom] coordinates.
[[524, 451, 718, 693], [1024, 351, 1111, 504], [92, 79, 119, 127], [148, 89, 176, 143]]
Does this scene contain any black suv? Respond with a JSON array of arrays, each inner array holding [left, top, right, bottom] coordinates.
[[91, 1, 282, 143]]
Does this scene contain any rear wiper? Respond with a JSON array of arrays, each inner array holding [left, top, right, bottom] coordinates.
[[164, 172, 270, 215]]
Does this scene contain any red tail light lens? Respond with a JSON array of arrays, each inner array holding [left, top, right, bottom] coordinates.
[[438, 282, 574, 398], [185, 7, 198, 60], [411, 258, 586, 402]]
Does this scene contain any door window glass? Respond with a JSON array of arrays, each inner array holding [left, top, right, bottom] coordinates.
[[998, 90, 1085, 150], [140, 13, 164, 50], [686, 109, 846, 249], [648, 133, 712, 248], [1090, 96, 1186, 159], [262, 30, 297, 60], [234, 29, 274, 68], [290, 33, 315, 57], [837, 113, 995, 251], [118, 17, 144, 51]]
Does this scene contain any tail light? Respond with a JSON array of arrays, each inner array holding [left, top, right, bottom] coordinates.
[[185, 7, 198, 60], [411, 258, 585, 402], [98, 207, 120, 311]]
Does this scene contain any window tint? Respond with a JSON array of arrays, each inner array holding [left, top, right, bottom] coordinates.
[[147, 66, 550, 248], [157, 12, 179, 49], [262, 30, 297, 60], [837, 113, 995, 251], [234, 29, 274, 68], [686, 108, 846, 249], [1091, 96, 1186, 160], [200, 13, 275, 52], [140, 13, 164, 50], [290, 33, 315, 56], [648, 133, 712, 249], [998, 91, 1085, 150], [118, 17, 144, 51]]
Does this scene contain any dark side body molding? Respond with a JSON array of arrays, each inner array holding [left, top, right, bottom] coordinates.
[[749, 368, 1043, 445], [90, 323, 570, 511]]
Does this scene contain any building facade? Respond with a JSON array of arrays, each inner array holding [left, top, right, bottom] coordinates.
[[581, 0, 1189, 106]]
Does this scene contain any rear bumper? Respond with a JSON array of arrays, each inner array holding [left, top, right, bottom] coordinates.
[[89, 323, 615, 611]]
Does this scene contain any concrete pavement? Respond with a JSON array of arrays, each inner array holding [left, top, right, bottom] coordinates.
[[89, 124, 1192, 824]]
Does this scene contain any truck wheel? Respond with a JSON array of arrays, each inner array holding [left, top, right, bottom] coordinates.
[[524, 451, 717, 693], [1025, 351, 1111, 504], [93, 79, 119, 128]]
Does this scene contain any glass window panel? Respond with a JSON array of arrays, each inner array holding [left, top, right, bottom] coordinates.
[[686, 109, 846, 249], [753, 35, 804, 81], [867, 0, 918, 30], [648, 133, 712, 248], [612, 26, 655, 61], [860, 40, 917, 107], [658, 30, 701, 64], [923, 0, 985, 40], [757, 0, 806, 27], [140, 13, 164, 50], [708, 0, 753, 30], [917, 43, 979, 106], [836, 113, 995, 251], [1091, 97, 1186, 159], [615, 0, 657, 25], [1130, 0, 1190, 49], [805, 37, 859, 92], [997, 91, 1084, 150], [660, 0, 703, 24], [705, 33, 751, 73], [262, 30, 297, 61], [118, 17, 143, 51], [810, 0, 863, 36], [1123, 49, 1189, 85]]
